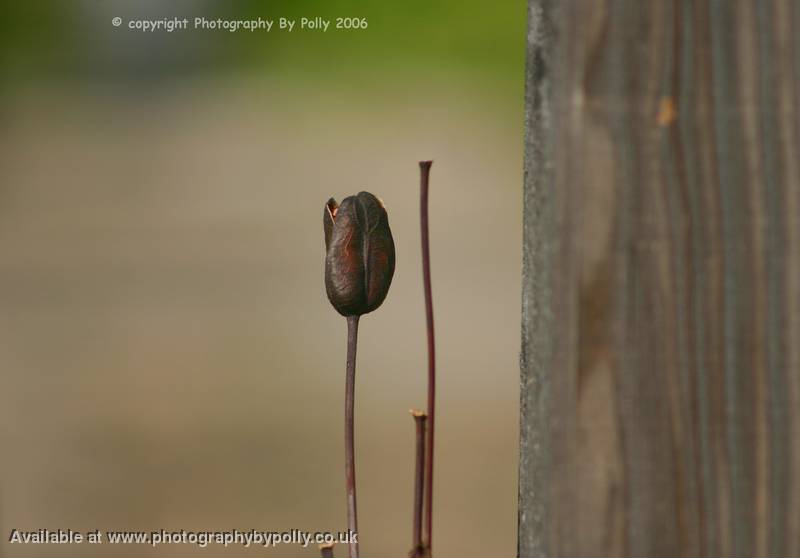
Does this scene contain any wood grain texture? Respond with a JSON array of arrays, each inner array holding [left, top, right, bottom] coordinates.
[[519, 1, 800, 557]]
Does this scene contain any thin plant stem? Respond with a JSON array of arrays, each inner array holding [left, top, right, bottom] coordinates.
[[410, 410, 428, 558], [320, 543, 335, 558], [418, 160, 436, 553], [344, 315, 360, 558]]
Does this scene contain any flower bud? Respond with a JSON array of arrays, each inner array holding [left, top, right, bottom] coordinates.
[[324, 191, 395, 316]]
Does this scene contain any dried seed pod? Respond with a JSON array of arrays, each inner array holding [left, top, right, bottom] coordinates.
[[324, 191, 395, 316]]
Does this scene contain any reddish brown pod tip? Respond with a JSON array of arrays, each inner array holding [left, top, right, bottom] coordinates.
[[324, 191, 395, 317]]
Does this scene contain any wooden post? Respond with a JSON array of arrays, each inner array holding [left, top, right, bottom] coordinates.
[[519, 1, 800, 557]]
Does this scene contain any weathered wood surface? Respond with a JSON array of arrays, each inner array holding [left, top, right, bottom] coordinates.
[[519, 1, 800, 557]]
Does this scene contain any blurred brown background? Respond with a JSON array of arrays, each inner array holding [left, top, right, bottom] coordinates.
[[0, 2, 523, 557]]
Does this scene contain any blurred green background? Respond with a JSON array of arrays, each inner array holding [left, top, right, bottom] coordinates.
[[1, 2, 524, 557], [2, 1, 522, 97]]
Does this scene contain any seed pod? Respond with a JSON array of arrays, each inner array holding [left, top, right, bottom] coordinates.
[[324, 191, 395, 316]]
